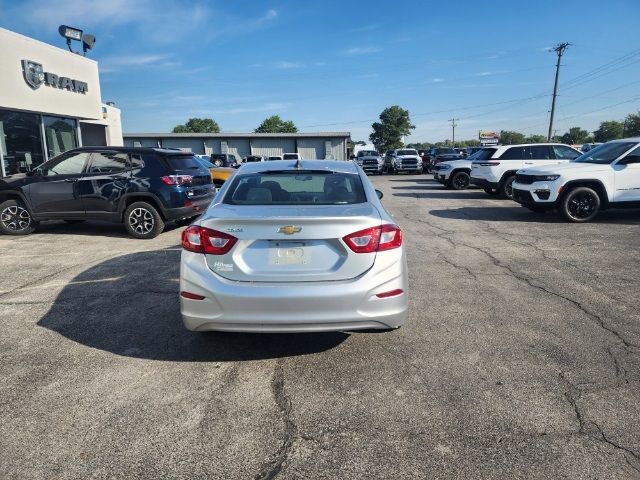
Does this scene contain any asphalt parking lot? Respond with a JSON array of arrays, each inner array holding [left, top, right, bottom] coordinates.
[[1, 174, 639, 479]]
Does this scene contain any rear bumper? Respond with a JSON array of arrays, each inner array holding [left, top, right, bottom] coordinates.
[[180, 250, 409, 332], [470, 177, 498, 189], [163, 195, 215, 220]]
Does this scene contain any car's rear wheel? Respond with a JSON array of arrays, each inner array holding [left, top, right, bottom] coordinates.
[[124, 202, 165, 239], [560, 186, 601, 223], [0, 199, 35, 235], [213, 159, 223, 167], [483, 187, 499, 195], [500, 175, 516, 199], [450, 171, 470, 190]]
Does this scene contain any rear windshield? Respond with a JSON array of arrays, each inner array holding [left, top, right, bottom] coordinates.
[[397, 149, 418, 156], [282, 154, 299, 159], [224, 171, 367, 205], [436, 148, 456, 155], [165, 154, 202, 170], [196, 158, 215, 168], [470, 148, 497, 160]]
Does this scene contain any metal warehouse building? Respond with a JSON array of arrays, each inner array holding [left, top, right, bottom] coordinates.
[[123, 132, 350, 161]]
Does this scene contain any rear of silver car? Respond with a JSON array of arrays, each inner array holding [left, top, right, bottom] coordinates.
[[179, 160, 408, 332]]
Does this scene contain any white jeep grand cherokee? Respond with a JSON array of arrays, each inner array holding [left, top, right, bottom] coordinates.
[[470, 143, 581, 199], [512, 138, 640, 222]]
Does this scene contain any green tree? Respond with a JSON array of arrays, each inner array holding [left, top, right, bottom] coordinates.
[[525, 134, 548, 143], [593, 120, 624, 142], [369, 106, 415, 152], [172, 118, 220, 133], [623, 112, 640, 137], [499, 130, 526, 145], [254, 115, 298, 133], [561, 127, 591, 145]]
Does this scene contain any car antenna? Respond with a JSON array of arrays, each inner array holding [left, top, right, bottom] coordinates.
[[295, 158, 303, 170]]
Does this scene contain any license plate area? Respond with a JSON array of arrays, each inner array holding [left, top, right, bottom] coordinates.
[[269, 241, 309, 265]]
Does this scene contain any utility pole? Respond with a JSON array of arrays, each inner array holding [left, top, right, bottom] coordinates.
[[449, 118, 458, 147], [547, 42, 571, 141]]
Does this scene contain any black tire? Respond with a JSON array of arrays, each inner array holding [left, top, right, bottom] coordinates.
[[560, 186, 601, 223], [484, 187, 500, 196], [525, 205, 550, 213], [123, 201, 165, 239], [0, 199, 35, 235], [500, 175, 516, 199], [450, 171, 470, 190], [64, 219, 86, 224]]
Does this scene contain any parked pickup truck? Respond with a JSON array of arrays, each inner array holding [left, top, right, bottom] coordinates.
[[355, 150, 384, 175]]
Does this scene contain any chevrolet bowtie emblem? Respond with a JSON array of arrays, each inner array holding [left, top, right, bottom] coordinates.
[[278, 226, 302, 235]]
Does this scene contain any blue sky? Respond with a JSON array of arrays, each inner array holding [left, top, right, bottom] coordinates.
[[1, 0, 639, 142]]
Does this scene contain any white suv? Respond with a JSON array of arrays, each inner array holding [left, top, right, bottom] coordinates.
[[470, 143, 581, 199], [512, 138, 640, 222], [433, 147, 498, 189]]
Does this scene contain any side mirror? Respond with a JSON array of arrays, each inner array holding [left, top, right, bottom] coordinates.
[[375, 189, 384, 200]]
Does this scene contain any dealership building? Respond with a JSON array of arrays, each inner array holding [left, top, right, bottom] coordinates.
[[123, 132, 351, 161], [0, 28, 122, 177]]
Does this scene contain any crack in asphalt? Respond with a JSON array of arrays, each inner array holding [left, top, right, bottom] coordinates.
[[254, 359, 296, 480], [404, 209, 640, 355], [560, 372, 640, 474]]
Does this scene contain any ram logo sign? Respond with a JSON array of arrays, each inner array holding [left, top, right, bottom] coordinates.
[[21, 59, 89, 94]]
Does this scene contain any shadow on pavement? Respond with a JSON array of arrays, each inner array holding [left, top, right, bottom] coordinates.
[[37, 247, 348, 362], [430, 206, 640, 224], [394, 191, 493, 200], [33, 220, 183, 238]]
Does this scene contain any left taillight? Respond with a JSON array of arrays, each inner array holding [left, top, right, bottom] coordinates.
[[161, 175, 193, 186], [181, 225, 237, 255], [342, 224, 402, 254]]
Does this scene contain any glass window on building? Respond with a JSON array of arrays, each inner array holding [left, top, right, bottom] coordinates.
[[0, 109, 45, 176], [43, 116, 78, 159]]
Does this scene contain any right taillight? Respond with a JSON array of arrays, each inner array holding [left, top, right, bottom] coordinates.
[[343, 224, 402, 253], [181, 225, 237, 255]]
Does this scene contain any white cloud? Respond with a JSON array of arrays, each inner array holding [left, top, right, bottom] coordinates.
[[476, 71, 494, 77], [431, 78, 445, 83], [99, 54, 173, 72], [343, 47, 380, 55], [275, 61, 303, 69]]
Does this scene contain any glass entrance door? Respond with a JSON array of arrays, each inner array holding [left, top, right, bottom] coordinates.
[[0, 109, 45, 176], [43, 116, 79, 158]]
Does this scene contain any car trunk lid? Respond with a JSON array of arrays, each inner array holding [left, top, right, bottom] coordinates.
[[200, 203, 381, 282]]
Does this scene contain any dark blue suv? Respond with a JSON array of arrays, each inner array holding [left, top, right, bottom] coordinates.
[[0, 147, 215, 239]]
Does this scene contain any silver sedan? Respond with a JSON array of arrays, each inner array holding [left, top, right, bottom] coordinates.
[[179, 160, 408, 333]]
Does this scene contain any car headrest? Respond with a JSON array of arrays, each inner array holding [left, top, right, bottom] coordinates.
[[246, 187, 272, 202]]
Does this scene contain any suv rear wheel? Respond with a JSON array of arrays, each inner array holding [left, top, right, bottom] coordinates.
[[212, 159, 223, 167], [561, 186, 601, 223], [450, 171, 470, 190], [500, 175, 516, 199], [124, 202, 165, 239]]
